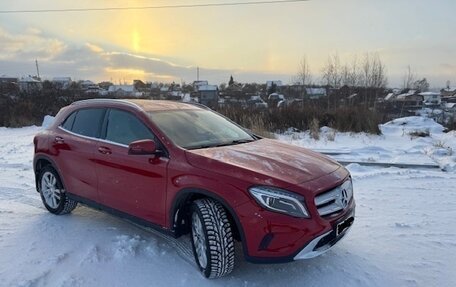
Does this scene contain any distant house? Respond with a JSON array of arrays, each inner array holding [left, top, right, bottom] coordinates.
[[197, 85, 219, 108], [0, 75, 18, 84], [79, 80, 97, 90], [0, 75, 18, 94], [193, 80, 209, 91], [52, 77, 72, 89], [441, 87, 456, 98], [167, 90, 183, 101], [384, 92, 396, 101], [395, 92, 423, 109], [159, 86, 170, 98], [18, 76, 42, 93], [419, 92, 441, 106], [108, 85, 138, 97], [286, 84, 306, 98], [443, 102, 456, 112], [305, 88, 327, 99]]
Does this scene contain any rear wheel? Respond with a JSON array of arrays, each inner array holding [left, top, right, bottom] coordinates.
[[190, 198, 235, 278], [39, 166, 77, 215]]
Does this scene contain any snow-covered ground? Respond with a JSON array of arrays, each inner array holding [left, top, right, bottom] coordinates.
[[277, 116, 456, 172], [1, 117, 455, 286]]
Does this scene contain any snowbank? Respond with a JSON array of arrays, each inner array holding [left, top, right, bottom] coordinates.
[[277, 116, 456, 172], [379, 116, 445, 136], [42, 115, 55, 128]]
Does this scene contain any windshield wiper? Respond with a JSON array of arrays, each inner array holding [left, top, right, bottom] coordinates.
[[186, 144, 216, 150], [186, 139, 256, 150], [214, 139, 256, 147]]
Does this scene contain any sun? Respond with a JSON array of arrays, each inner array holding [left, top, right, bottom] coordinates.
[[132, 29, 140, 52]]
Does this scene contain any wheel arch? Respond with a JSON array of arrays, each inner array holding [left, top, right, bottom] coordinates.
[[170, 188, 249, 255], [33, 155, 65, 193]]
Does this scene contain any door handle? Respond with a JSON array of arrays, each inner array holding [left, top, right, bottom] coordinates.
[[98, 146, 112, 155], [54, 136, 65, 143]]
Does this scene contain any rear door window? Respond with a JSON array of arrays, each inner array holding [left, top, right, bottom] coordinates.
[[71, 108, 106, 138], [105, 109, 154, 146]]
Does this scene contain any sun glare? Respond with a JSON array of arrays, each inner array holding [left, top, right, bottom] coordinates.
[[132, 29, 140, 52]]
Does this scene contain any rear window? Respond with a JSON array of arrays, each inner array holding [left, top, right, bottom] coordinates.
[[71, 108, 105, 138]]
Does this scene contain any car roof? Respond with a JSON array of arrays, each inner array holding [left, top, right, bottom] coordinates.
[[71, 99, 205, 112]]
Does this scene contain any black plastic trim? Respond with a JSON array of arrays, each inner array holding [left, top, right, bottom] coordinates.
[[33, 154, 65, 192], [67, 193, 176, 238], [258, 233, 274, 251]]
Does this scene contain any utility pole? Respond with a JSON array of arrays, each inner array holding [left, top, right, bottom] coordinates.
[[197, 66, 199, 81], [35, 59, 40, 79]]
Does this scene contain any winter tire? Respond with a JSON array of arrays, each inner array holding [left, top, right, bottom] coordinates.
[[39, 165, 77, 215], [190, 198, 235, 278]]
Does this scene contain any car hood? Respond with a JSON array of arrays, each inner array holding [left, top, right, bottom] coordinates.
[[185, 138, 342, 187]]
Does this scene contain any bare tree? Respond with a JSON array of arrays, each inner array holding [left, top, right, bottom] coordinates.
[[370, 53, 388, 89], [413, 78, 430, 92], [361, 53, 373, 88], [360, 53, 387, 107], [403, 65, 416, 89], [322, 53, 342, 88], [297, 55, 312, 86], [342, 56, 361, 87]]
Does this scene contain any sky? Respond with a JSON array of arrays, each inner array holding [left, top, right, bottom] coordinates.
[[0, 0, 455, 88]]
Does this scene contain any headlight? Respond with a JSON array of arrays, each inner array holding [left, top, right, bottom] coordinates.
[[248, 186, 309, 218]]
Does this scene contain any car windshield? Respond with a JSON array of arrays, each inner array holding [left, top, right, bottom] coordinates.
[[148, 109, 255, 149]]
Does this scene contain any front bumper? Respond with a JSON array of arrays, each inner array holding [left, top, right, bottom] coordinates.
[[237, 198, 356, 264], [294, 209, 354, 260]]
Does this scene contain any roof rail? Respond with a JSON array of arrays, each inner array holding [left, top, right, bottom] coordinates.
[[186, 102, 211, 110], [71, 98, 142, 110]]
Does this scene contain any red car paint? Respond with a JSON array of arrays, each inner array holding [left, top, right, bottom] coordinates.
[[33, 99, 354, 263]]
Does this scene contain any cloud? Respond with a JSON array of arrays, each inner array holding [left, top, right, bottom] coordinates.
[[0, 26, 292, 84], [0, 27, 66, 61], [85, 43, 104, 53]]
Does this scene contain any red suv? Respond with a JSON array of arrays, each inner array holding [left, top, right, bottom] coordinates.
[[33, 99, 355, 278]]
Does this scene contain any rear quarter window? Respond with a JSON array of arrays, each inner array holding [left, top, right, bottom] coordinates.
[[61, 111, 77, 131]]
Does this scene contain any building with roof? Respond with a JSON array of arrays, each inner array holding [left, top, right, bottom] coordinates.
[[197, 85, 219, 108], [18, 76, 42, 93], [395, 92, 423, 109], [305, 87, 327, 99], [441, 87, 456, 98], [193, 81, 209, 91], [419, 92, 441, 106], [52, 77, 72, 89], [108, 85, 138, 97], [0, 75, 18, 84]]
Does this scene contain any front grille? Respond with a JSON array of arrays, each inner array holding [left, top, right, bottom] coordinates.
[[314, 180, 353, 216]]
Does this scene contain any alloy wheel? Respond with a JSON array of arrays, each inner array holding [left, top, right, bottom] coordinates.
[[192, 212, 208, 269], [40, 171, 62, 209]]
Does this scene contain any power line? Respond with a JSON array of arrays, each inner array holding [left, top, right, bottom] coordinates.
[[0, 0, 310, 14]]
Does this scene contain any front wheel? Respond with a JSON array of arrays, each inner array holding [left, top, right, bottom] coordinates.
[[38, 166, 77, 215], [190, 198, 235, 278]]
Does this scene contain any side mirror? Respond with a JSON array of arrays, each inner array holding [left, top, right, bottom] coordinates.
[[128, 139, 157, 155]]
